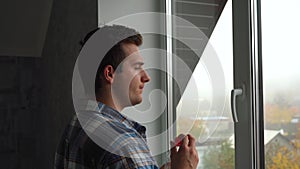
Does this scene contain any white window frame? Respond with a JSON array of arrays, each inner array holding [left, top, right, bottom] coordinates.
[[167, 0, 265, 168]]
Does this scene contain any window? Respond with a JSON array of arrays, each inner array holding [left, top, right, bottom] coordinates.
[[97, 0, 299, 168], [261, 0, 300, 168], [172, 0, 234, 168]]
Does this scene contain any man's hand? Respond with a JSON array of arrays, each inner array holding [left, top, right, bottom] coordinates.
[[170, 134, 199, 169]]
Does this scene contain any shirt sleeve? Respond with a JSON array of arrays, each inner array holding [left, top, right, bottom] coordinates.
[[101, 156, 159, 169], [96, 133, 159, 169]]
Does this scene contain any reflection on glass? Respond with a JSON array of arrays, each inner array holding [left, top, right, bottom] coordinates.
[[262, 0, 300, 168], [174, 0, 234, 168]]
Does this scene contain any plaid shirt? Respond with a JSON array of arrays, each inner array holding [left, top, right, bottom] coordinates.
[[54, 101, 158, 169]]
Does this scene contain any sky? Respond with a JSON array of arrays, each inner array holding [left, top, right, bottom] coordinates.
[[261, 0, 300, 91], [177, 0, 233, 117], [179, 0, 233, 104]]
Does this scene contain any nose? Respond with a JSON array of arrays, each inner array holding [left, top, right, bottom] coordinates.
[[141, 70, 150, 83]]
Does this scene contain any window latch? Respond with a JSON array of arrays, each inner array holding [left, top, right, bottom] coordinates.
[[231, 88, 243, 123]]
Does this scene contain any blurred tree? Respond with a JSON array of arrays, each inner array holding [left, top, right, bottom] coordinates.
[[190, 120, 206, 141], [177, 117, 206, 141], [295, 122, 300, 141], [265, 142, 300, 169], [264, 103, 298, 124], [203, 140, 234, 169]]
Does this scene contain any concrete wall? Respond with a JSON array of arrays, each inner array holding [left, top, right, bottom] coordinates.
[[0, 0, 53, 56], [40, 0, 97, 168], [0, 56, 42, 169], [0, 0, 97, 168]]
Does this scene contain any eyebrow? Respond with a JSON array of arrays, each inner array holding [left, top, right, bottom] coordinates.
[[132, 62, 144, 66]]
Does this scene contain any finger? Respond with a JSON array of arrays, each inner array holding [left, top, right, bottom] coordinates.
[[174, 138, 181, 146], [174, 134, 185, 147], [170, 141, 177, 152], [176, 134, 185, 143], [170, 140, 176, 148], [170, 144, 177, 158], [187, 134, 196, 147], [181, 135, 189, 147], [176, 134, 185, 141]]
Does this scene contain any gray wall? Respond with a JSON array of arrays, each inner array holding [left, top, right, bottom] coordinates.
[[40, 0, 97, 168], [0, 0, 53, 56], [0, 0, 183, 167], [0, 56, 42, 169], [0, 0, 97, 168]]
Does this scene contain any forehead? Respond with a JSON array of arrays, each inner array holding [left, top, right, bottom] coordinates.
[[121, 43, 143, 63]]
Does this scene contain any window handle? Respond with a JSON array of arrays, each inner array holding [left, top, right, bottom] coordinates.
[[231, 88, 243, 123]]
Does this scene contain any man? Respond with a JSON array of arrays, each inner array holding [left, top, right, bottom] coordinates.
[[55, 25, 199, 169]]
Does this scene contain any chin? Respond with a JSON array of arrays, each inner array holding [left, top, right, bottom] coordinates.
[[131, 97, 142, 106]]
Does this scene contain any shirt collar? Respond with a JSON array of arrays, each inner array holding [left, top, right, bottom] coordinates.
[[86, 100, 146, 135]]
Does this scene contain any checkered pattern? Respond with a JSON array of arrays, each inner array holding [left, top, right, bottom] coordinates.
[[54, 101, 158, 169]]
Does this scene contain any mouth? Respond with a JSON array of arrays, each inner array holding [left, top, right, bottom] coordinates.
[[139, 85, 144, 90]]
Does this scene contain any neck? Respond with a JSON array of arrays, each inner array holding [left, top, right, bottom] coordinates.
[[96, 89, 124, 112]]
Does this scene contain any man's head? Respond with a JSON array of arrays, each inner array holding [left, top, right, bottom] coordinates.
[[80, 25, 150, 110]]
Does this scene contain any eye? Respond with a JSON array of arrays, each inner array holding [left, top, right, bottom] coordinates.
[[134, 64, 143, 70]]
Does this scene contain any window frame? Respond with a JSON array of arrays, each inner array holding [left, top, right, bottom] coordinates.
[[231, 0, 264, 168], [167, 0, 265, 168]]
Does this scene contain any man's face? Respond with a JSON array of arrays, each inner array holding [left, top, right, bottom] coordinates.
[[112, 43, 150, 107]]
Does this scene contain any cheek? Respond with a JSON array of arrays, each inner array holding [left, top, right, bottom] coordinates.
[[129, 76, 140, 89]]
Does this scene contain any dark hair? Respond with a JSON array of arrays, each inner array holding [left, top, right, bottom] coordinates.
[[80, 25, 143, 95]]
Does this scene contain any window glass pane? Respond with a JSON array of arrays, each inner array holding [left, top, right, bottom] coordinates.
[[173, 0, 234, 168], [262, 0, 300, 168]]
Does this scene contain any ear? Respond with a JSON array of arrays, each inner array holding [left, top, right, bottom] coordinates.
[[103, 65, 115, 84]]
